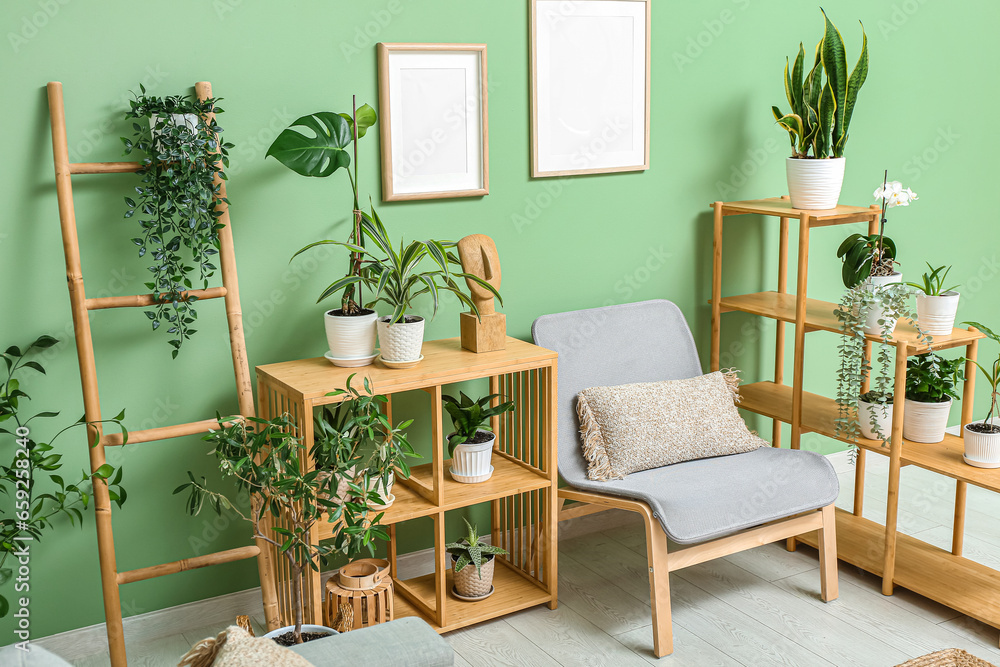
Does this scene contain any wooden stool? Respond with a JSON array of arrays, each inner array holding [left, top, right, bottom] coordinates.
[[324, 576, 394, 631]]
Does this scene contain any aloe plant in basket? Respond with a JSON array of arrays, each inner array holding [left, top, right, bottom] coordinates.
[[961, 321, 1000, 467], [446, 519, 508, 599], [444, 391, 515, 484]]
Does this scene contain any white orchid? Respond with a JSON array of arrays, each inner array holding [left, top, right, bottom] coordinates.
[[874, 180, 918, 208]]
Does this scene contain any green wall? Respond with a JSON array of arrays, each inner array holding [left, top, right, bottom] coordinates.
[[2, 0, 996, 640]]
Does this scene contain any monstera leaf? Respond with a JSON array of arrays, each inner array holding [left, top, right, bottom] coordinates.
[[266, 112, 354, 177]]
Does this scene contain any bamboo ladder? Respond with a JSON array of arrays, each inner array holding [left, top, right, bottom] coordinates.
[[46, 81, 277, 666]]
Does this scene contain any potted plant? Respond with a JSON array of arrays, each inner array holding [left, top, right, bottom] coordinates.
[[961, 321, 1000, 468], [446, 519, 507, 600], [903, 353, 964, 444], [267, 100, 380, 366], [444, 392, 515, 483], [772, 9, 868, 209], [121, 85, 232, 358], [857, 390, 893, 442], [907, 264, 961, 336]]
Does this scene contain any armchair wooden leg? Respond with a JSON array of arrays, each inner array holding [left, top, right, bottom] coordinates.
[[644, 513, 673, 657], [817, 504, 839, 602]]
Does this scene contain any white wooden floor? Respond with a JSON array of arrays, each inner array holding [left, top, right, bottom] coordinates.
[[68, 457, 1000, 666]]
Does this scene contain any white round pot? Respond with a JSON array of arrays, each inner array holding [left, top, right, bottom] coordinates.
[[963, 421, 1000, 468], [325, 309, 378, 363], [916, 291, 960, 337], [149, 113, 199, 149], [263, 624, 337, 642], [364, 471, 395, 510], [377, 316, 425, 362], [862, 272, 903, 336], [786, 156, 846, 210], [903, 398, 952, 443], [450, 431, 495, 483], [858, 398, 893, 441]]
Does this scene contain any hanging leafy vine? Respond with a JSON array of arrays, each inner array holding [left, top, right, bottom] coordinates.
[[121, 85, 232, 357]]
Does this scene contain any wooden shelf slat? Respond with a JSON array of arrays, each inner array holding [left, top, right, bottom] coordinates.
[[715, 197, 879, 225]]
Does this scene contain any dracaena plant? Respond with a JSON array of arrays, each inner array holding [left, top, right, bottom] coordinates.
[[963, 321, 1000, 432], [446, 518, 507, 579], [443, 392, 515, 457], [773, 9, 869, 159], [121, 85, 232, 358]]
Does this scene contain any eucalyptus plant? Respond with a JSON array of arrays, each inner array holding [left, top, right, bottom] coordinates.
[[121, 85, 232, 357], [0, 336, 127, 618], [773, 9, 869, 159], [445, 518, 507, 579], [963, 321, 1000, 433]]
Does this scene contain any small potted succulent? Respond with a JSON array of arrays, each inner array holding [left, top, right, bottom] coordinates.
[[961, 321, 1000, 468], [857, 390, 893, 442], [772, 9, 868, 209], [903, 353, 964, 444], [907, 264, 960, 337], [444, 391, 515, 483], [446, 519, 507, 600]]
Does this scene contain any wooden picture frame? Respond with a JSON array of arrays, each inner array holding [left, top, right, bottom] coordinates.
[[377, 43, 489, 201], [530, 0, 651, 178]]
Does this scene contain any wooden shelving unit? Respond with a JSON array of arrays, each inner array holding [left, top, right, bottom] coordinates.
[[255, 337, 558, 633], [710, 197, 999, 634]]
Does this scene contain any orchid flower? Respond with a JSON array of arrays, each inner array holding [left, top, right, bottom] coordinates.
[[874, 180, 918, 208]]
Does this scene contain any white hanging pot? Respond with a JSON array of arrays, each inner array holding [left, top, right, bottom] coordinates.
[[449, 431, 495, 483], [262, 624, 337, 642], [916, 291, 960, 336], [149, 113, 199, 149], [377, 316, 425, 362], [858, 398, 893, 441], [903, 398, 952, 443], [963, 421, 1000, 468], [786, 156, 846, 210], [325, 309, 378, 365], [862, 272, 903, 336]]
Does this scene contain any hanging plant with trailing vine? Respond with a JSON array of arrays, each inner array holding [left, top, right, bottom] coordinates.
[[121, 85, 233, 358]]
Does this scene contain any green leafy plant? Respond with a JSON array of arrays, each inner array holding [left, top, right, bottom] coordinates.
[[121, 85, 232, 357], [962, 321, 1000, 433], [445, 518, 507, 579], [906, 263, 959, 297], [267, 100, 377, 315], [773, 9, 868, 159], [443, 392, 515, 458], [1, 336, 127, 618], [905, 353, 964, 403]]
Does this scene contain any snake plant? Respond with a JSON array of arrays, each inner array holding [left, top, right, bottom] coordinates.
[[772, 9, 869, 159]]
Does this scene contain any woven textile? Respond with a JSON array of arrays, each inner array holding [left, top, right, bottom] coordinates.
[[896, 649, 996, 667], [179, 626, 313, 667]]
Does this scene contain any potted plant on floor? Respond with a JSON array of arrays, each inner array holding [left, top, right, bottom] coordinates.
[[961, 322, 1000, 468], [772, 9, 868, 209], [446, 519, 507, 600], [907, 264, 961, 337], [267, 99, 380, 366], [444, 391, 515, 483], [121, 84, 232, 358], [903, 353, 964, 444]]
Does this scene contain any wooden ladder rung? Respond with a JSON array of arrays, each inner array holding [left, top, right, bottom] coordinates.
[[69, 161, 141, 175], [86, 287, 227, 311], [117, 545, 261, 585], [104, 417, 229, 446]]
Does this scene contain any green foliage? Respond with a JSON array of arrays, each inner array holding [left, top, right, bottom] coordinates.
[[445, 518, 507, 578], [963, 321, 1000, 424], [1, 336, 127, 618], [905, 353, 964, 403], [121, 84, 231, 358], [442, 392, 515, 458], [836, 234, 896, 288], [906, 264, 959, 297], [772, 9, 868, 158]]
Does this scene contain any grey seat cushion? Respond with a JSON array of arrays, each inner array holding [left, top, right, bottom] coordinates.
[[288, 617, 453, 666], [532, 299, 839, 545]]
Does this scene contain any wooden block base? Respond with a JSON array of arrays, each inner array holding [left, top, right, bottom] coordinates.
[[460, 312, 506, 353]]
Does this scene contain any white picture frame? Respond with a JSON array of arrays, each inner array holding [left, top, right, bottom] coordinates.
[[377, 43, 489, 201], [530, 0, 650, 177]]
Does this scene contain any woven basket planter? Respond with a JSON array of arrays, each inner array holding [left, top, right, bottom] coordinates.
[[895, 648, 996, 667], [377, 316, 425, 362], [453, 553, 495, 598], [324, 575, 394, 632]]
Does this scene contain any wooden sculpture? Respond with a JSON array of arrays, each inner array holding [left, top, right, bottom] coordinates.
[[458, 234, 506, 352]]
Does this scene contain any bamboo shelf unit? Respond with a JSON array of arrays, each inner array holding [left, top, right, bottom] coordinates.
[[709, 196, 998, 635], [255, 337, 559, 633]]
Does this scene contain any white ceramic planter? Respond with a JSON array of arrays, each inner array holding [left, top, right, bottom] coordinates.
[[858, 398, 893, 441], [365, 471, 395, 510], [916, 291, 960, 336], [786, 156, 846, 210], [263, 624, 337, 641], [903, 398, 952, 443], [377, 316, 425, 362], [450, 431, 495, 483], [149, 113, 199, 149], [963, 421, 1000, 468], [862, 272, 903, 336], [325, 310, 378, 364]]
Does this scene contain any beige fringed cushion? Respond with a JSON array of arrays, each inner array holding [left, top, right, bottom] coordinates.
[[178, 626, 314, 667], [577, 371, 767, 481]]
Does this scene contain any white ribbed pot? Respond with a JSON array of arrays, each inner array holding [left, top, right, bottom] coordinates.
[[262, 624, 337, 642], [903, 398, 952, 443], [858, 398, 893, 441], [916, 291, 960, 336], [450, 431, 495, 483], [377, 316, 425, 362], [862, 272, 903, 336], [324, 309, 377, 363], [964, 421, 1000, 468], [786, 156, 846, 210]]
